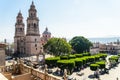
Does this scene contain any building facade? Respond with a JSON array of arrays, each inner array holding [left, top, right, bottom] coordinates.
[[0, 43, 6, 66], [90, 40, 120, 54], [14, 2, 51, 55]]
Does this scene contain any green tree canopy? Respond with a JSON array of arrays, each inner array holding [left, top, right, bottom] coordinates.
[[44, 38, 72, 56], [69, 36, 92, 53]]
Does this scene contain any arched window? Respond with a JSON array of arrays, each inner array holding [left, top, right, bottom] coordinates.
[[35, 38, 37, 42], [20, 28, 22, 31], [31, 13, 33, 17], [34, 13, 36, 16], [28, 24, 30, 28], [35, 44, 37, 47], [34, 23, 36, 28]]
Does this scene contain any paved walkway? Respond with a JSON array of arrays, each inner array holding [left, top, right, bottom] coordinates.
[[69, 63, 120, 80], [69, 55, 120, 80]]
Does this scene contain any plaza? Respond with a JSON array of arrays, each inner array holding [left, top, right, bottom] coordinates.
[[67, 62, 120, 80], [44, 55, 120, 80], [1, 0, 120, 80]]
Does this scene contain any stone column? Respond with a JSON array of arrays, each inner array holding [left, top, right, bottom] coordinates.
[[64, 69, 67, 80], [44, 64, 47, 80], [12, 60, 16, 74], [36, 54, 39, 62]]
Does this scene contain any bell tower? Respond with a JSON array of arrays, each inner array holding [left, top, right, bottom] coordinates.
[[26, 1, 40, 36], [26, 1, 41, 55], [14, 11, 25, 54]]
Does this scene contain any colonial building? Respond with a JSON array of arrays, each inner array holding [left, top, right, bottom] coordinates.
[[0, 43, 6, 66], [90, 40, 120, 54], [14, 2, 51, 55]]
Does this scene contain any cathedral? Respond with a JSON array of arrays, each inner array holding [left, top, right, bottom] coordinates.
[[14, 2, 51, 55]]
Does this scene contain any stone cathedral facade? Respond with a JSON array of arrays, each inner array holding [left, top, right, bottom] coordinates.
[[14, 2, 51, 55]]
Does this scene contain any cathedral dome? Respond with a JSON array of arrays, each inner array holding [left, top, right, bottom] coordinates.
[[43, 27, 51, 35]]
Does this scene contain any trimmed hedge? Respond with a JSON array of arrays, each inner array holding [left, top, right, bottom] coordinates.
[[74, 58, 83, 68], [60, 56, 68, 60], [68, 55, 76, 59], [109, 56, 119, 62], [75, 54, 83, 58], [98, 53, 107, 60], [83, 52, 91, 56], [57, 60, 75, 74], [96, 61, 105, 69], [80, 57, 88, 66], [88, 56, 95, 63], [90, 64, 99, 71], [45, 57, 60, 67], [94, 55, 100, 61], [118, 54, 120, 57]]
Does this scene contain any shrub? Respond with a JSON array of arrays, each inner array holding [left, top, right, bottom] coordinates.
[[75, 54, 83, 58], [45, 57, 60, 67], [74, 58, 83, 68], [60, 55, 68, 60], [80, 57, 88, 66], [99, 53, 107, 60], [109, 56, 119, 62], [94, 55, 100, 61], [96, 61, 106, 69], [57, 60, 75, 74], [68, 55, 76, 59], [90, 64, 99, 71], [118, 53, 120, 56], [88, 56, 95, 63], [83, 52, 91, 56]]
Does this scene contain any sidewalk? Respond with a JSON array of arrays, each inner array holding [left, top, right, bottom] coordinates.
[[69, 63, 120, 80]]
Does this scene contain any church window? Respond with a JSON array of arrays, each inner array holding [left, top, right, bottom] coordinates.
[[21, 40, 23, 42], [28, 24, 30, 28], [41, 47, 42, 49], [31, 13, 32, 16], [35, 39, 37, 42], [34, 23, 36, 28], [36, 48, 37, 50], [35, 44, 37, 47], [20, 28, 22, 31], [20, 20, 22, 23]]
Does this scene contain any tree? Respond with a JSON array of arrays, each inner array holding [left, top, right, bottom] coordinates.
[[69, 36, 92, 53], [44, 38, 72, 56]]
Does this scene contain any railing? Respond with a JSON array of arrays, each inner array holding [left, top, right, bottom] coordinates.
[[20, 63, 60, 80], [0, 60, 61, 80]]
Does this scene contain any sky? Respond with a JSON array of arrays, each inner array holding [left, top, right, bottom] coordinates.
[[1, 0, 120, 43]]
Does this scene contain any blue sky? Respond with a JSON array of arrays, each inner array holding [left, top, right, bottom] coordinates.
[[1, 0, 120, 42]]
